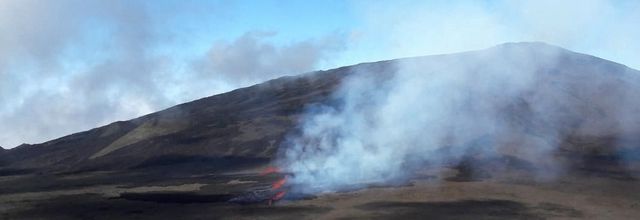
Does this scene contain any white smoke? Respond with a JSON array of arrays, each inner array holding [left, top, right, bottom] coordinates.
[[278, 42, 640, 193]]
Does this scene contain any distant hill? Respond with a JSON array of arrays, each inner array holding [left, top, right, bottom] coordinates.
[[1, 42, 639, 175]]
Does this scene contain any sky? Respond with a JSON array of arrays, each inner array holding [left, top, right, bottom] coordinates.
[[1, 0, 639, 148]]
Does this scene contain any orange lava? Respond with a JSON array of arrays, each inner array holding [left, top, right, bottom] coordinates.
[[273, 191, 286, 201], [260, 166, 281, 175], [262, 166, 288, 205], [268, 191, 287, 205], [272, 177, 287, 190]]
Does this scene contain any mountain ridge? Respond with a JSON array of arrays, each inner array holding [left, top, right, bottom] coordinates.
[[1, 42, 639, 175], [3, 41, 630, 149]]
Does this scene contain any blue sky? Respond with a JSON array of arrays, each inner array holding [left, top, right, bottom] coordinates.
[[1, 0, 639, 148]]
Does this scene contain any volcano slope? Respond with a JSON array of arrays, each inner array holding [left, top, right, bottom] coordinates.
[[1, 42, 639, 219]]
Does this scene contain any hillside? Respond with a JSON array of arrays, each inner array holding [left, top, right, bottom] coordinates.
[[2, 42, 639, 174], [1, 42, 639, 219]]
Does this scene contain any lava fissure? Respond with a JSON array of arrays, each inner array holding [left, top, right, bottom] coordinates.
[[228, 166, 290, 205]]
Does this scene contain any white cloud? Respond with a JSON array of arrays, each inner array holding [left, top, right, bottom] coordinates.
[[0, 1, 347, 148], [195, 31, 346, 86]]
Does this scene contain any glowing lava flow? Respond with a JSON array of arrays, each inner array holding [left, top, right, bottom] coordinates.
[[272, 191, 286, 201], [262, 166, 288, 205], [272, 177, 287, 190], [260, 166, 281, 175]]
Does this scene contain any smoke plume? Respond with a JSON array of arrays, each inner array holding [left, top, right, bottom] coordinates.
[[279, 42, 640, 193]]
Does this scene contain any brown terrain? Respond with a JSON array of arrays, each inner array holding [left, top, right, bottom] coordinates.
[[0, 42, 639, 219]]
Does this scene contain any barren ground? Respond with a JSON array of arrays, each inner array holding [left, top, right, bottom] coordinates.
[[1, 161, 638, 220]]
